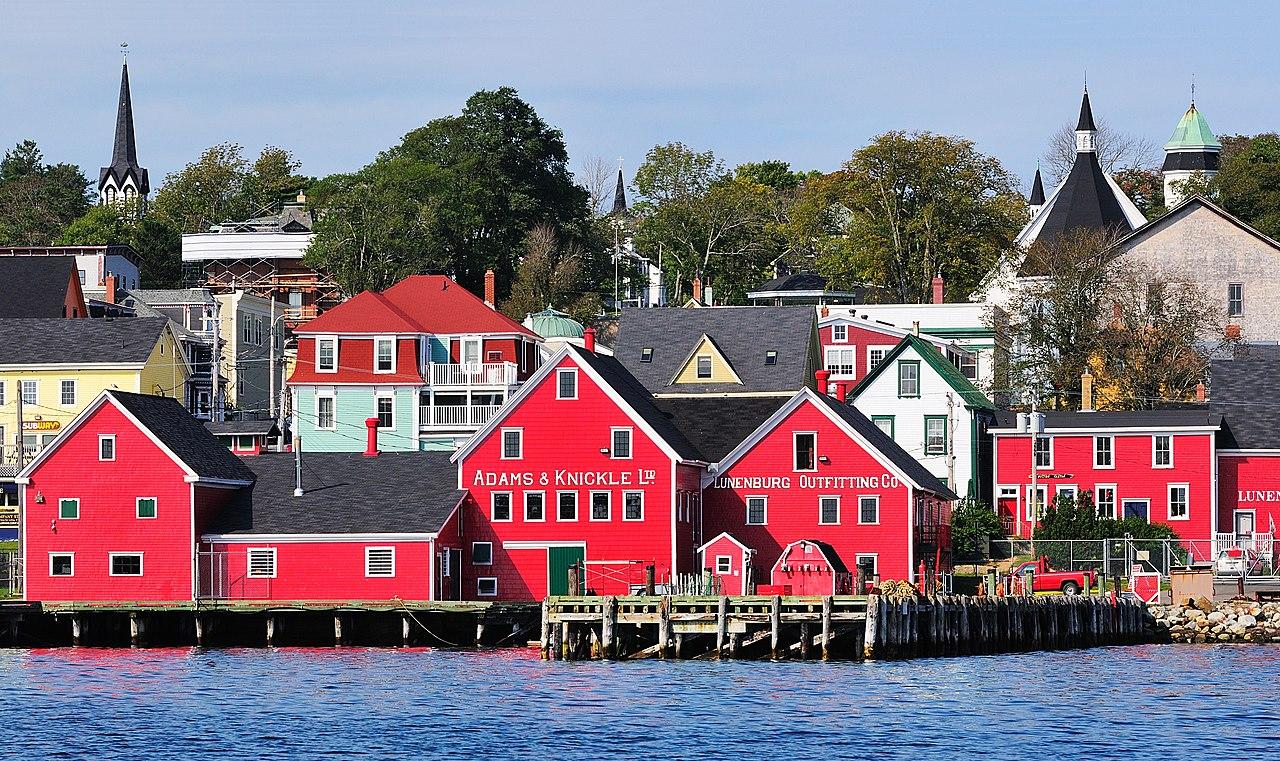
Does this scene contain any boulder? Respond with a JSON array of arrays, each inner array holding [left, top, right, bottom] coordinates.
[[1239, 614, 1258, 628]]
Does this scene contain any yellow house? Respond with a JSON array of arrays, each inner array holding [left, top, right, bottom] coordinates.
[[0, 317, 188, 467]]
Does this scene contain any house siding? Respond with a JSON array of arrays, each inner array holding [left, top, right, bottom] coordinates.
[[293, 385, 417, 452], [202, 540, 433, 600]]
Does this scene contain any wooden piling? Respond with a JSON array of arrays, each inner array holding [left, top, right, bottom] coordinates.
[[560, 621, 571, 660], [334, 614, 344, 647], [266, 615, 276, 647], [716, 596, 728, 657], [863, 594, 879, 660], [729, 631, 741, 659], [402, 613, 411, 648], [799, 622, 811, 660], [658, 597, 672, 659], [821, 596, 833, 661], [601, 597, 617, 659], [539, 600, 550, 659], [195, 614, 206, 647], [129, 613, 141, 648], [770, 595, 782, 660]]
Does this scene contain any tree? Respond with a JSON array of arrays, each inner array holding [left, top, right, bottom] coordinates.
[[502, 225, 602, 323], [243, 146, 309, 213], [55, 205, 133, 245], [576, 155, 618, 217], [56, 204, 184, 288], [0, 140, 93, 245], [1041, 120, 1159, 184], [951, 498, 1003, 559], [1205, 133, 1280, 238], [151, 143, 310, 234], [818, 131, 1024, 303], [1113, 167, 1165, 219]]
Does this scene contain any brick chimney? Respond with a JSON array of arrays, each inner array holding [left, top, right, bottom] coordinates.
[[1080, 370, 1095, 412], [820, 305, 829, 318], [583, 327, 596, 353], [815, 369, 830, 395], [1196, 382, 1206, 402], [484, 269, 496, 309], [104, 274, 117, 305], [932, 273, 945, 305], [834, 382, 847, 402], [692, 276, 703, 304], [363, 417, 381, 457]]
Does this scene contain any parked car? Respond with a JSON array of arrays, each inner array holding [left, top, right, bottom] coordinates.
[[1012, 557, 1097, 595]]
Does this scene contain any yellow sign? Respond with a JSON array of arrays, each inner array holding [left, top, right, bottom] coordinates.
[[21, 420, 60, 432]]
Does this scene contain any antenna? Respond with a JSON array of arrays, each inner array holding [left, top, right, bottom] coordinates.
[[120, 41, 129, 62], [1083, 69, 1087, 93], [1191, 74, 1196, 106]]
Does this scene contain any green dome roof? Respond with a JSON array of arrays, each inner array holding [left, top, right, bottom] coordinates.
[[1165, 104, 1221, 151], [525, 307, 584, 339]]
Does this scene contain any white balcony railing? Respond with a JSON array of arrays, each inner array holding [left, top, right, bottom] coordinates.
[[419, 404, 503, 430], [1214, 532, 1275, 561], [429, 362, 518, 387]]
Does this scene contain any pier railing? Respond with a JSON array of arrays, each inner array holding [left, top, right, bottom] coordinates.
[[987, 537, 1222, 578]]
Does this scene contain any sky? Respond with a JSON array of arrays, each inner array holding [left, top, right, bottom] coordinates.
[[3, 1, 1279, 198]]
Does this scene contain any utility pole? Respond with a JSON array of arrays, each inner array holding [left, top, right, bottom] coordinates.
[[946, 391, 956, 492], [268, 297, 276, 419], [15, 381, 24, 471], [211, 297, 223, 422], [1030, 394, 1040, 529]]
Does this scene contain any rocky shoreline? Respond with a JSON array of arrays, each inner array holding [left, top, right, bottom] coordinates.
[[1150, 599, 1280, 644]]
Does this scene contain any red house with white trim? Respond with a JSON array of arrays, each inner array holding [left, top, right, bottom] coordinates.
[[818, 309, 974, 398], [698, 532, 754, 595], [1211, 352, 1280, 563], [769, 539, 852, 595]]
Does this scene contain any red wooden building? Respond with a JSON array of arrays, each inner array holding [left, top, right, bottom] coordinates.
[[697, 532, 754, 595], [1210, 353, 1280, 564], [990, 410, 1221, 546], [818, 309, 966, 397], [19, 390, 254, 603], [769, 539, 852, 595]]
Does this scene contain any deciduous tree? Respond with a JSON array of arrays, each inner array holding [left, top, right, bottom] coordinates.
[[0, 140, 93, 245]]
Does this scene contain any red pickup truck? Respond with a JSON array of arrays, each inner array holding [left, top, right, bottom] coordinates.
[[1012, 557, 1096, 595]]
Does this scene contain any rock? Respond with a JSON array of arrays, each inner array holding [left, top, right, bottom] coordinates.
[[1195, 597, 1214, 612], [1239, 614, 1257, 627], [1208, 611, 1226, 622], [1218, 633, 1232, 641]]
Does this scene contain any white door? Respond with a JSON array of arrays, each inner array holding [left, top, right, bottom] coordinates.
[[462, 338, 482, 365], [1235, 511, 1256, 541]]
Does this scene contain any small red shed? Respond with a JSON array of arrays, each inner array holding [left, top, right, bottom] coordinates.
[[698, 532, 754, 595], [770, 539, 852, 596]]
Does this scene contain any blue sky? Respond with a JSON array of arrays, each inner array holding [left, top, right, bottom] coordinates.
[[3, 2, 1277, 196]]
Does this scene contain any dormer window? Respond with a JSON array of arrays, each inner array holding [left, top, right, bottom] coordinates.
[[832, 324, 847, 343], [375, 337, 395, 373], [696, 356, 712, 379], [765, 350, 777, 366], [640, 348, 653, 363], [316, 337, 338, 373]]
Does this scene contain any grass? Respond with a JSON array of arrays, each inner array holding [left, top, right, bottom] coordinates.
[[0, 540, 16, 552]]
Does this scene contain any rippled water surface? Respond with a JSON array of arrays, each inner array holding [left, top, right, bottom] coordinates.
[[1, 644, 1277, 759]]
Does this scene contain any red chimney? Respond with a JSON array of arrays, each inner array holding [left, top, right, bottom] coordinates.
[[692, 276, 703, 304], [104, 274, 117, 305], [484, 269, 496, 308], [1195, 382, 1206, 402], [583, 327, 596, 353], [815, 369, 830, 396], [819, 305, 830, 318], [363, 417, 381, 457], [834, 382, 847, 402], [932, 273, 944, 305]]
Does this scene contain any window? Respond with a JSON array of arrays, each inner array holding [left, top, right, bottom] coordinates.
[[872, 416, 895, 438], [242, 317, 251, 344], [696, 356, 713, 379], [897, 361, 920, 397], [486, 350, 503, 363], [556, 369, 578, 399], [317, 396, 335, 429], [375, 338, 395, 373], [110, 553, 143, 577], [1153, 435, 1173, 468], [590, 492, 611, 521], [78, 269, 86, 285], [825, 348, 856, 377], [611, 428, 632, 459], [1168, 484, 1190, 520], [1228, 283, 1243, 316], [819, 496, 840, 525], [376, 396, 394, 429], [59, 498, 79, 520], [246, 548, 277, 578], [524, 492, 545, 521], [765, 350, 778, 366], [365, 547, 396, 577], [856, 554, 878, 579], [1057, 485, 1078, 504], [1026, 485, 1048, 520], [0, 381, 5, 406], [924, 416, 947, 456], [21, 379, 37, 406], [316, 337, 337, 372], [477, 577, 498, 597], [99, 435, 116, 461], [501, 429, 523, 459], [254, 317, 262, 346], [60, 380, 76, 406], [623, 491, 644, 521], [716, 555, 732, 574], [868, 347, 889, 371], [1094, 436, 1114, 468], [491, 492, 513, 522], [557, 492, 578, 521], [1034, 437, 1052, 469], [472, 542, 493, 565], [793, 432, 816, 471], [859, 495, 879, 525], [236, 435, 255, 450], [746, 496, 767, 525], [831, 324, 848, 343], [1095, 485, 1117, 519], [640, 348, 653, 363], [50, 553, 74, 577], [136, 497, 157, 519], [956, 353, 978, 381]]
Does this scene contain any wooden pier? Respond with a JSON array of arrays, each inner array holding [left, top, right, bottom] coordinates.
[[541, 593, 1155, 661]]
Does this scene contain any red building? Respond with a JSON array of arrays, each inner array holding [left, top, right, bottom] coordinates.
[[1211, 353, 1279, 564], [698, 532, 754, 595], [817, 309, 968, 397], [19, 391, 253, 603], [768, 539, 851, 595], [990, 410, 1221, 546], [204, 420, 280, 456]]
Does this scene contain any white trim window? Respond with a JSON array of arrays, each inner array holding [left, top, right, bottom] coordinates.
[[376, 394, 394, 429], [590, 491, 611, 521], [21, 379, 37, 406], [1094, 436, 1114, 468], [716, 555, 732, 574], [501, 428, 523, 460], [855, 554, 878, 579], [746, 496, 767, 525], [316, 336, 338, 373], [1168, 483, 1190, 520], [1034, 437, 1052, 469], [60, 379, 76, 406], [135, 497, 157, 519], [109, 553, 144, 577], [611, 427, 633, 459], [623, 491, 644, 521], [557, 491, 578, 521], [1026, 485, 1048, 520], [824, 347, 856, 378], [819, 495, 840, 525], [99, 434, 116, 462], [858, 495, 880, 525], [471, 542, 494, 565], [375, 337, 396, 373], [49, 552, 74, 577], [365, 546, 396, 577], [1228, 282, 1243, 317], [316, 395, 336, 430], [867, 347, 891, 372], [1056, 485, 1078, 504], [1153, 435, 1173, 468], [246, 547, 277, 578], [556, 368, 578, 400], [491, 492, 513, 522], [831, 324, 848, 343], [58, 498, 79, 520], [1095, 485, 1117, 519], [524, 491, 545, 522], [793, 432, 817, 472], [477, 577, 498, 597], [696, 356, 713, 379]]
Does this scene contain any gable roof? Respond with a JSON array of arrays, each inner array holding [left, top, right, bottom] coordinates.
[[127, 289, 215, 306], [1210, 346, 1280, 450], [1118, 195, 1280, 254], [0, 316, 171, 366], [0, 256, 83, 318], [297, 275, 536, 337], [697, 531, 753, 555], [849, 335, 994, 410], [669, 333, 743, 386], [773, 539, 850, 575], [818, 312, 955, 349], [204, 452, 462, 536], [656, 396, 790, 461], [615, 306, 818, 395]]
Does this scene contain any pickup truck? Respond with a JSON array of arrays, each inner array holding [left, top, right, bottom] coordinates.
[[1012, 557, 1096, 595]]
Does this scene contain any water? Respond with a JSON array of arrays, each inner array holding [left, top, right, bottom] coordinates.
[[1, 645, 1277, 760]]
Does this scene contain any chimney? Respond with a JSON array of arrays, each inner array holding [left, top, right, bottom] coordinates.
[[692, 276, 703, 304], [932, 273, 945, 305], [1196, 382, 1206, 402], [484, 269, 496, 309], [912, 320, 920, 336], [704, 279, 714, 307], [815, 369, 830, 396], [104, 274, 117, 304], [819, 305, 829, 318], [364, 417, 381, 457], [834, 382, 847, 402], [1080, 370, 1095, 412], [583, 327, 596, 353]]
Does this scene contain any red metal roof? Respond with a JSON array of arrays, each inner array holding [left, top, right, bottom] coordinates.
[[296, 275, 535, 337]]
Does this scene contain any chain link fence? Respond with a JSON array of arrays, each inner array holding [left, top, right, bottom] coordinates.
[[986, 537, 1220, 580]]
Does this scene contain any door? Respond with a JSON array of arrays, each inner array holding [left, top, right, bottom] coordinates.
[[1235, 511, 1256, 543], [547, 546, 585, 596], [1122, 499, 1149, 521], [462, 338, 482, 365]]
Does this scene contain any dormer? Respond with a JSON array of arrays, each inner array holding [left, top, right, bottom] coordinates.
[[672, 334, 743, 386]]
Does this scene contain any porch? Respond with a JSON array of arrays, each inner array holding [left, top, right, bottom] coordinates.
[[418, 387, 507, 431], [428, 361, 518, 388]]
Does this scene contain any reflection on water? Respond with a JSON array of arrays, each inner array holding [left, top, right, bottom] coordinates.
[[0, 644, 1278, 759]]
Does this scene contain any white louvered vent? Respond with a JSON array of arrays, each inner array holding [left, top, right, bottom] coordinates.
[[247, 548, 276, 578], [365, 547, 396, 578]]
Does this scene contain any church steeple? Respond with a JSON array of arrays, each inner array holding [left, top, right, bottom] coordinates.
[[609, 167, 629, 218], [99, 59, 149, 210], [1028, 166, 1046, 217], [1075, 88, 1097, 153], [1162, 95, 1221, 208]]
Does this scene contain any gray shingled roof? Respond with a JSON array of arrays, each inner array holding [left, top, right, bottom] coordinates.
[[0, 257, 79, 318], [110, 391, 255, 483], [205, 452, 462, 535], [614, 306, 818, 395], [205, 419, 280, 437], [656, 396, 789, 461], [992, 409, 1222, 430], [0, 317, 169, 365], [1211, 346, 1280, 450], [128, 289, 215, 306]]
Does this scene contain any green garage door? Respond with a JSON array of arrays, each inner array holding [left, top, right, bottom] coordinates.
[[547, 546, 585, 596]]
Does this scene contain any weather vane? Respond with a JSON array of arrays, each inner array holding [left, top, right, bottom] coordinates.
[[121, 41, 129, 61]]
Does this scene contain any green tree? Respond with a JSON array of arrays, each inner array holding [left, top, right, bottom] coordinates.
[[56, 204, 184, 288], [1210, 133, 1280, 237], [951, 498, 1003, 559], [1114, 167, 1165, 218], [152, 143, 310, 234], [56, 204, 133, 245], [0, 140, 93, 245], [502, 225, 602, 323]]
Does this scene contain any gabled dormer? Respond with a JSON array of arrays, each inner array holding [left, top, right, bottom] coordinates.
[[671, 334, 744, 386]]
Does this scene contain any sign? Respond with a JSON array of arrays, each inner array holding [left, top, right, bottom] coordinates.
[[710, 473, 901, 491], [472, 469, 659, 488], [21, 420, 60, 432], [1238, 490, 1280, 505]]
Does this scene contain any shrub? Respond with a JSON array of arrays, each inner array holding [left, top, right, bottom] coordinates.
[[951, 498, 1002, 560]]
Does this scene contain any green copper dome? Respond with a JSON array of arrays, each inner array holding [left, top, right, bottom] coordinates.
[[1165, 104, 1221, 151], [525, 307, 584, 339]]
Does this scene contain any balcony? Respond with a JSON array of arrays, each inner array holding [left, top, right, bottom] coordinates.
[[429, 362, 518, 388], [419, 404, 503, 430]]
